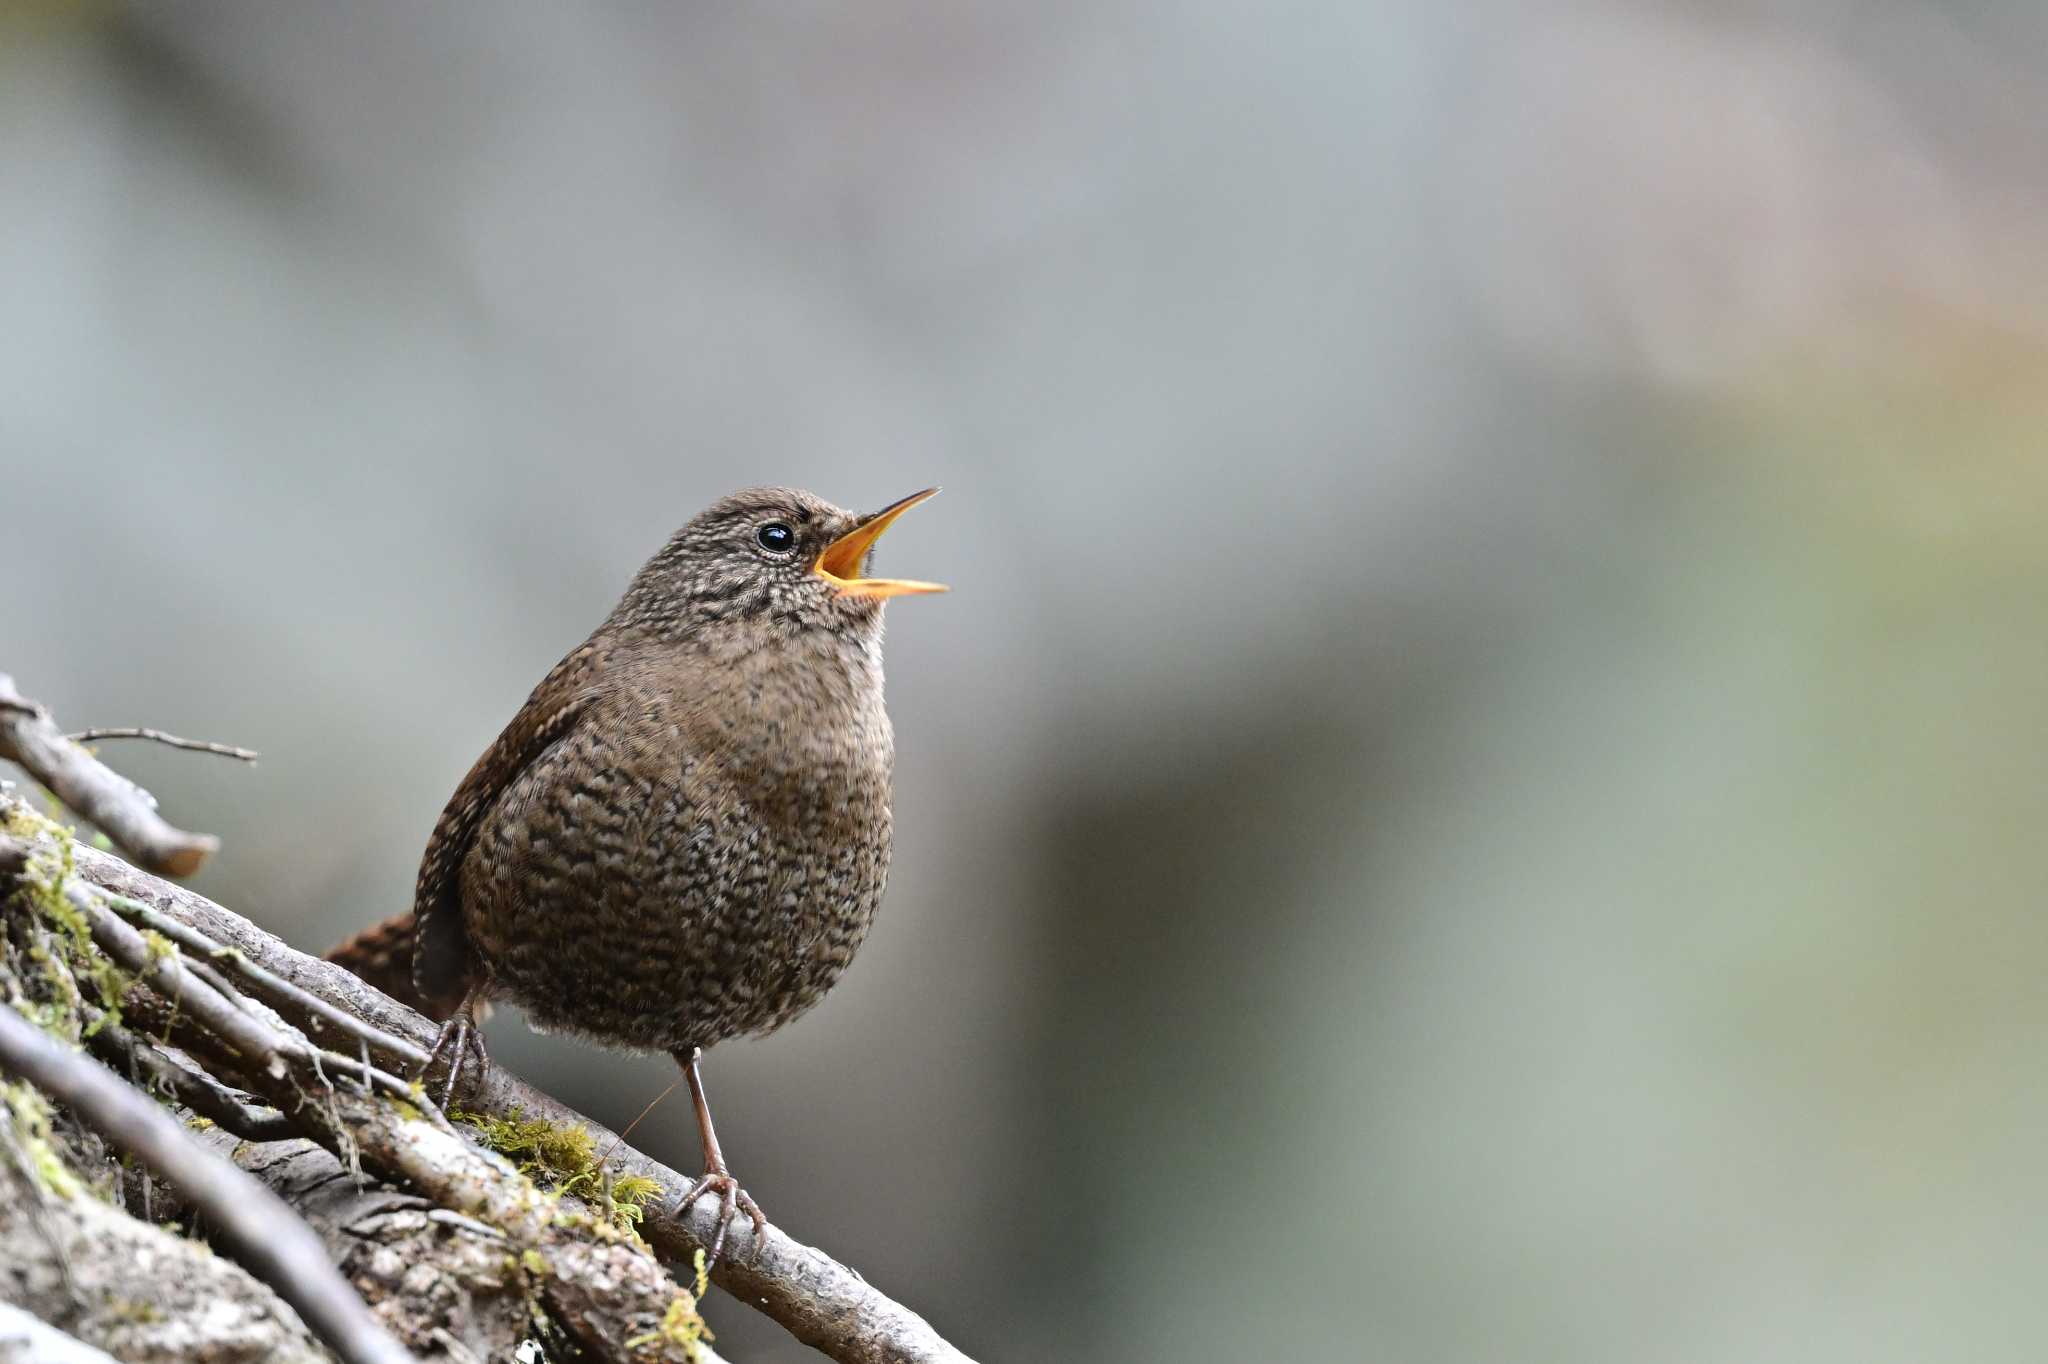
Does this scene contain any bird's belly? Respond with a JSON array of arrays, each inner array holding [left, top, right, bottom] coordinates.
[[462, 765, 891, 1054]]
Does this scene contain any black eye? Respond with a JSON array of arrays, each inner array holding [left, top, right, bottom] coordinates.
[[755, 521, 796, 554]]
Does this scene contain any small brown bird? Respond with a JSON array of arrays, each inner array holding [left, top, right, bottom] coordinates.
[[328, 486, 945, 1258]]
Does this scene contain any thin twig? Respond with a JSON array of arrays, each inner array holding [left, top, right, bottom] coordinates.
[[66, 878, 288, 1082], [84, 1014, 297, 1143], [424, 1208, 507, 1240], [310, 1041, 442, 1121], [0, 1007, 419, 1364], [60, 874, 449, 1131], [179, 953, 265, 1022], [0, 675, 219, 877], [65, 728, 259, 764], [98, 888, 429, 1069], [141, 992, 445, 1135]]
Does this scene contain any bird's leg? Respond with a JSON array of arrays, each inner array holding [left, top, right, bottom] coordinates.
[[419, 982, 489, 1109], [672, 1046, 765, 1269]]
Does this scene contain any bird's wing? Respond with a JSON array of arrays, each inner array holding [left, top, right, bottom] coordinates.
[[412, 640, 610, 1013]]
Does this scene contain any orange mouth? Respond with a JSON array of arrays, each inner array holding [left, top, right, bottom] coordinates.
[[813, 488, 949, 599]]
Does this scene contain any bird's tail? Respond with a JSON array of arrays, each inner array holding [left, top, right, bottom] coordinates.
[[325, 912, 430, 1015]]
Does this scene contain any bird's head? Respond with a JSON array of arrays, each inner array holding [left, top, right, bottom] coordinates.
[[617, 486, 947, 639]]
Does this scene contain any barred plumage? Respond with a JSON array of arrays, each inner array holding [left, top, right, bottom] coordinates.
[[326, 486, 941, 1262]]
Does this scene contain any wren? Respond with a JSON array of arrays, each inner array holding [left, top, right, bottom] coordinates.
[[329, 486, 945, 1260]]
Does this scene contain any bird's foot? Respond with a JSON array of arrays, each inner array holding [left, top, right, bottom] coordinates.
[[675, 1169, 766, 1270], [418, 1007, 488, 1110]]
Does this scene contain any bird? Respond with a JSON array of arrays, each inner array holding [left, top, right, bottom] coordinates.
[[326, 486, 945, 1261]]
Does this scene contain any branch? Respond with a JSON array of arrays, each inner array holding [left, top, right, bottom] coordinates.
[[67, 871, 435, 1115], [84, 1013, 298, 1142], [98, 885, 429, 1070], [0, 1006, 417, 1364], [64, 727, 260, 763], [195, 1127, 733, 1364], [200, 1130, 549, 1362], [68, 839, 980, 1364], [0, 675, 220, 876]]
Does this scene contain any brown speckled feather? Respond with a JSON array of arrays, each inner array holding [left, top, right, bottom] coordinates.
[[322, 909, 422, 1009], [456, 644, 893, 1053], [411, 642, 609, 1014], [332, 486, 930, 1072]]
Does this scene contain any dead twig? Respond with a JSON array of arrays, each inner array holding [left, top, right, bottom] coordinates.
[[97, 887, 428, 1070], [59, 874, 444, 1128], [67, 876, 289, 1083], [0, 1006, 418, 1364], [0, 675, 219, 877], [64, 727, 259, 764], [84, 1013, 298, 1143]]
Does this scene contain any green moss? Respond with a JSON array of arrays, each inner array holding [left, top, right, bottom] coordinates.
[[2, 802, 131, 1035], [452, 1107, 665, 1233], [12, 813, 83, 945], [609, 1173, 663, 1224], [3, 1082, 83, 1199], [24, 931, 83, 1027], [623, 1287, 711, 1360], [453, 1108, 598, 1182]]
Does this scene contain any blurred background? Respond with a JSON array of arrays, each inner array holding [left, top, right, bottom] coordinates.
[[5, 2, 2047, 1360]]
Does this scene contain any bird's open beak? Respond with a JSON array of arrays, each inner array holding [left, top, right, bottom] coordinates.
[[814, 488, 949, 599]]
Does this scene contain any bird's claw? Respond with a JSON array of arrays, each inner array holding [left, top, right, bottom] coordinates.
[[675, 1170, 765, 1270], [419, 1011, 487, 1110]]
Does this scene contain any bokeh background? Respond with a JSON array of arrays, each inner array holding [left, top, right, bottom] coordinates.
[[6, 3, 2047, 1361]]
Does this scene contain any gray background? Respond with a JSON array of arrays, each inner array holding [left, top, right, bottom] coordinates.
[[5, 3, 2047, 1361]]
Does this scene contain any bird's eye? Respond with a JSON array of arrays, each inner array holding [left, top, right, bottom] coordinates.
[[755, 521, 796, 554]]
